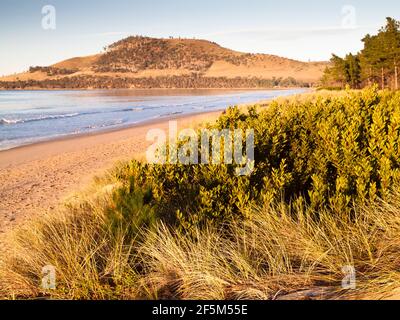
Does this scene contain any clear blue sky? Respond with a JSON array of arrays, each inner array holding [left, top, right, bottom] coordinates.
[[1, 0, 399, 75]]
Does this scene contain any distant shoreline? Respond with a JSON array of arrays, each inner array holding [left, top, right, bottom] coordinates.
[[0, 89, 294, 166], [0, 86, 309, 92], [0, 88, 309, 152], [0, 108, 221, 155]]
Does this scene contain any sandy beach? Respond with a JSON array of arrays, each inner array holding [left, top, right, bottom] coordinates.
[[0, 110, 222, 247]]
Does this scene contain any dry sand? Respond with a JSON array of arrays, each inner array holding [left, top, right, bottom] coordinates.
[[0, 111, 222, 249]]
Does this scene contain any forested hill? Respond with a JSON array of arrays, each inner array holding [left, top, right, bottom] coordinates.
[[0, 36, 327, 89]]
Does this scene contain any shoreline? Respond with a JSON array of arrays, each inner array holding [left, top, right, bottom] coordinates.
[[0, 109, 224, 169], [0, 110, 223, 244], [0, 109, 224, 156], [0, 86, 309, 92], [1, 87, 302, 154]]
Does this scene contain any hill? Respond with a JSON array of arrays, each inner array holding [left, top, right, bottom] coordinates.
[[0, 36, 328, 89]]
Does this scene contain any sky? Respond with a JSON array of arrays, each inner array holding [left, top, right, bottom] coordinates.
[[1, 0, 400, 76]]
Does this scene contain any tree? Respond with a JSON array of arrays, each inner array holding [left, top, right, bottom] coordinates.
[[345, 53, 361, 89], [380, 18, 400, 89], [322, 54, 361, 89], [360, 34, 382, 87], [360, 17, 400, 89], [323, 17, 400, 90], [321, 54, 347, 88]]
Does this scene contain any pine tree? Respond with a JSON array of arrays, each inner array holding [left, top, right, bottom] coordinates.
[[380, 18, 400, 89], [322, 54, 361, 89], [323, 17, 400, 90], [321, 54, 347, 88], [345, 53, 361, 88]]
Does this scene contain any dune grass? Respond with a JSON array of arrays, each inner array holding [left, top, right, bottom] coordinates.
[[139, 197, 400, 300], [1, 177, 400, 300]]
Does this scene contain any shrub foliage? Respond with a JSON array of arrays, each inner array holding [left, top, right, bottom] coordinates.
[[110, 87, 400, 231]]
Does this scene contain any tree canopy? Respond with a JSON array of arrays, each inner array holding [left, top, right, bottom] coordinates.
[[322, 17, 400, 89]]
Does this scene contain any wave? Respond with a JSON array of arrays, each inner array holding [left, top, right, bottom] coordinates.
[[0, 104, 195, 126], [84, 119, 125, 130], [120, 107, 145, 112], [131, 107, 144, 112], [0, 106, 145, 126], [158, 111, 184, 118], [0, 118, 20, 125], [0, 113, 80, 125]]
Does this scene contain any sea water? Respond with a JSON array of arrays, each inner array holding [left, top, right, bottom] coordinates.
[[0, 88, 307, 151]]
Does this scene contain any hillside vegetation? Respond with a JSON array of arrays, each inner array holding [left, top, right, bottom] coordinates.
[[0, 36, 327, 89], [2, 87, 400, 300], [94, 37, 249, 73]]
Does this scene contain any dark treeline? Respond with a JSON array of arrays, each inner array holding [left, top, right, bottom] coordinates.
[[0, 75, 309, 90], [29, 66, 78, 76], [322, 17, 400, 89]]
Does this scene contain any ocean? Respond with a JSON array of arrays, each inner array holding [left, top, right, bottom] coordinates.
[[0, 88, 307, 151]]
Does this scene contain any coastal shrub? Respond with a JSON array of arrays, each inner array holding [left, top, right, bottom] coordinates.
[[104, 183, 157, 239], [109, 86, 400, 230]]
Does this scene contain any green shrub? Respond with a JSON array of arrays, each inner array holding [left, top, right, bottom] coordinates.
[[110, 86, 400, 231]]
